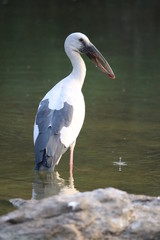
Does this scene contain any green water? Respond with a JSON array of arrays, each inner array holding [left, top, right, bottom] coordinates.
[[0, 0, 160, 215]]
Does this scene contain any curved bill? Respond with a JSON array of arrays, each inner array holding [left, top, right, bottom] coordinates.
[[83, 44, 115, 79]]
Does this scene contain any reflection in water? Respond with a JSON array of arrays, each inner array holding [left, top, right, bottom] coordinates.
[[32, 171, 78, 200]]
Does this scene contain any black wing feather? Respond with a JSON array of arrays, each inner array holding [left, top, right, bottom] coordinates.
[[34, 99, 73, 170]]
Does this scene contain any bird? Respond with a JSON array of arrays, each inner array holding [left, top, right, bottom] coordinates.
[[33, 32, 115, 172]]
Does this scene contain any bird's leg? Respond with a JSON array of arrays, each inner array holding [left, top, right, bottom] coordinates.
[[69, 141, 76, 177]]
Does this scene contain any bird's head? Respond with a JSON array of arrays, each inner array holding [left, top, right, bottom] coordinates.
[[64, 32, 115, 79]]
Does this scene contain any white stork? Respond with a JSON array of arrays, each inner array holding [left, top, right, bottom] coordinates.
[[33, 32, 115, 172]]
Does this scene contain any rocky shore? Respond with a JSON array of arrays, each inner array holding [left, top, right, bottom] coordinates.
[[0, 187, 160, 239]]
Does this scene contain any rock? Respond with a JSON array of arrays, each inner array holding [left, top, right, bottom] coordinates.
[[0, 188, 160, 239], [9, 198, 30, 208]]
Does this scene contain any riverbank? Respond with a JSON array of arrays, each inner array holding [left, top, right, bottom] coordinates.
[[0, 187, 160, 239]]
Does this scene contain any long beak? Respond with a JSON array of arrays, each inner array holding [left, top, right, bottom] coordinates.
[[83, 44, 115, 79]]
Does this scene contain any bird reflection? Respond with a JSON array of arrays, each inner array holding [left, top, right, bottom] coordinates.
[[32, 171, 78, 200]]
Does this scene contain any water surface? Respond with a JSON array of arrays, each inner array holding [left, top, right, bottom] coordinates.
[[0, 0, 160, 215]]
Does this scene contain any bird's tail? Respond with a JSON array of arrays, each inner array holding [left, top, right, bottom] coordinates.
[[35, 150, 57, 170]]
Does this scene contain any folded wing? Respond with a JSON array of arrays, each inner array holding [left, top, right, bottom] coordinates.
[[34, 99, 73, 170]]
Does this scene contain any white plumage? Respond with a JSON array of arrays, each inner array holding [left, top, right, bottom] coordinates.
[[33, 32, 115, 172]]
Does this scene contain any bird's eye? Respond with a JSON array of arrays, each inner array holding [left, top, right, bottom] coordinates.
[[79, 38, 84, 43]]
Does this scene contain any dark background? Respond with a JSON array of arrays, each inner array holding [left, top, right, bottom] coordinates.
[[0, 0, 160, 215]]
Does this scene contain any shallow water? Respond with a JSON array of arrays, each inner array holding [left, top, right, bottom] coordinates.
[[0, 0, 160, 215]]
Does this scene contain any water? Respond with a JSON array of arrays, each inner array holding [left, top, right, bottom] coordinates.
[[0, 0, 160, 215]]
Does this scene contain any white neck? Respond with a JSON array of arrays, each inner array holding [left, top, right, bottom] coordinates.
[[65, 49, 86, 89]]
